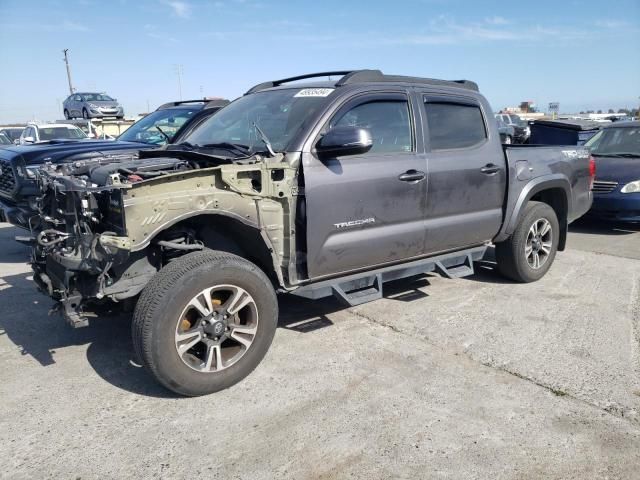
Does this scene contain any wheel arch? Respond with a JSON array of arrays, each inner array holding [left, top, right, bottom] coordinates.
[[503, 176, 571, 251], [136, 211, 285, 288]]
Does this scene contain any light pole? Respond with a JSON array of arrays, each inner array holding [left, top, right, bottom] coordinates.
[[173, 64, 184, 100], [62, 49, 75, 95]]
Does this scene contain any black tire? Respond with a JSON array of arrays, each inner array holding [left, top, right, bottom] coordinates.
[[63, 109, 71, 120], [82, 108, 89, 119], [495, 201, 559, 282], [132, 250, 278, 396], [116, 116, 124, 120]]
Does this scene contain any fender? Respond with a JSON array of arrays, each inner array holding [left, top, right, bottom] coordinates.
[[494, 174, 571, 244]]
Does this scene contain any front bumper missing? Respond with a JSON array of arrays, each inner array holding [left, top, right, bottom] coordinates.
[[32, 233, 154, 328]]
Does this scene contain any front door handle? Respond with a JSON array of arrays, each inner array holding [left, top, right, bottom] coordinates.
[[480, 163, 501, 174], [398, 170, 426, 182]]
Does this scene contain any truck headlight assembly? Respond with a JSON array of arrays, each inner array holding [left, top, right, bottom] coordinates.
[[621, 180, 640, 193]]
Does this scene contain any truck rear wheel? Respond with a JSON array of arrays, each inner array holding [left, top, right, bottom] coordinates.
[[495, 201, 559, 282], [132, 250, 278, 396]]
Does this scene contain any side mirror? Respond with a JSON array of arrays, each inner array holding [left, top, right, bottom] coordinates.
[[23, 136, 35, 143], [316, 126, 373, 157]]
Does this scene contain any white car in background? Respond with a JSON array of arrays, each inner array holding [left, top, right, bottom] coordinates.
[[19, 123, 88, 144]]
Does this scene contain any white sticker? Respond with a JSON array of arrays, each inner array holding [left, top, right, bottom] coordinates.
[[294, 88, 334, 98]]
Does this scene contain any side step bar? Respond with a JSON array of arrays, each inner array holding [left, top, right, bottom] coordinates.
[[291, 246, 487, 307]]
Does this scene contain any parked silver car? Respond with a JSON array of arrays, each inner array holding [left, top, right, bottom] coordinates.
[[19, 122, 87, 144], [63, 92, 124, 120]]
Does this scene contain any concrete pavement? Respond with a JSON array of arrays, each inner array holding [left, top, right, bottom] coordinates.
[[0, 221, 639, 479]]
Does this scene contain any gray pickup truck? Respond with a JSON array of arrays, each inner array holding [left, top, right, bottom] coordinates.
[[31, 70, 594, 396]]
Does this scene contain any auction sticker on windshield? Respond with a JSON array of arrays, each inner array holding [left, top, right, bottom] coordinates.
[[294, 88, 334, 97]]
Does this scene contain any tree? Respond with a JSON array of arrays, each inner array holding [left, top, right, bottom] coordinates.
[[608, 109, 615, 114], [618, 108, 630, 114], [579, 111, 585, 114], [597, 110, 603, 114]]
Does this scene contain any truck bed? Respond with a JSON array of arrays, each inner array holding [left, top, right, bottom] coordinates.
[[497, 144, 593, 242]]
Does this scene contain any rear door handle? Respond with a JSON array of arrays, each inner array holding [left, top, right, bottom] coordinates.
[[398, 170, 426, 182], [480, 163, 501, 174]]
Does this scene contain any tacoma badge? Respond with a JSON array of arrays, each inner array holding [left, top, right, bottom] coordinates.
[[333, 217, 376, 229]]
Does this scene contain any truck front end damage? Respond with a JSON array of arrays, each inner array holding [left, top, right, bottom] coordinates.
[[32, 153, 298, 327]]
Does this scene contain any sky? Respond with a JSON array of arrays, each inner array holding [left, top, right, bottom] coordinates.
[[0, 0, 638, 123]]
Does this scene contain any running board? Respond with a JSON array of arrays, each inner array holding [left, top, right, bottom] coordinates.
[[435, 252, 475, 278], [291, 246, 487, 307], [331, 274, 383, 306]]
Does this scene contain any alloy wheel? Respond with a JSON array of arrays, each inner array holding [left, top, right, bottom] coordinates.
[[525, 218, 553, 269], [174, 284, 259, 373]]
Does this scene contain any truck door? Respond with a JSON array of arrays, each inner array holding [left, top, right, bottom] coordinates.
[[303, 92, 427, 279], [420, 95, 506, 253]]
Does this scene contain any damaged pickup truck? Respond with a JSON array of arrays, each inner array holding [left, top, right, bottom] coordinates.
[[31, 70, 594, 396]]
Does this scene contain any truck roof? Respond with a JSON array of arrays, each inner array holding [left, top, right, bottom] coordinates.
[[156, 98, 231, 111], [26, 122, 85, 129], [245, 70, 479, 95]]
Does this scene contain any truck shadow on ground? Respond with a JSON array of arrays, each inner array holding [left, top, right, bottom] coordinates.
[[0, 267, 433, 398]]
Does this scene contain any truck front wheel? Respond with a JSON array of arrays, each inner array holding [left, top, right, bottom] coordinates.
[[495, 201, 559, 282], [132, 250, 278, 396]]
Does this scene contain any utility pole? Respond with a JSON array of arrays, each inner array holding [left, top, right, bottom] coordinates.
[[173, 64, 184, 100], [62, 49, 75, 95]]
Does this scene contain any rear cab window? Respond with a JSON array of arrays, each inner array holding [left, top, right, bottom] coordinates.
[[423, 99, 487, 150]]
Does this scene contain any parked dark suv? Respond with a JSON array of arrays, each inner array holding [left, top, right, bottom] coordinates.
[[0, 99, 229, 229]]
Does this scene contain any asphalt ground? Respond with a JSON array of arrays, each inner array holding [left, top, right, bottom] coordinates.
[[0, 218, 639, 479]]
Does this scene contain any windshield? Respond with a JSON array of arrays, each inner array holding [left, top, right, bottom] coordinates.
[[0, 132, 11, 145], [1, 128, 24, 141], [83, 93, 114, 102], [586, 126, 640, 157], [508, 115, 526, 127], [118, 107, 198, 145], [39, 127, 87, 141], [182, 88, 332, 154]]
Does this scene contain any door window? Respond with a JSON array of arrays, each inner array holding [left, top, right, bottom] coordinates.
[[424, 102, 487, 150], [331, 100, 413, 153]]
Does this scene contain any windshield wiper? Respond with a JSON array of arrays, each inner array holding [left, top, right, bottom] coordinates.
[[154, 126, 171, 143], [252, 122, 276, 157], [198, 142, 251, 156], [170, 141, 197, 150], [593, 153, 640, 158]]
